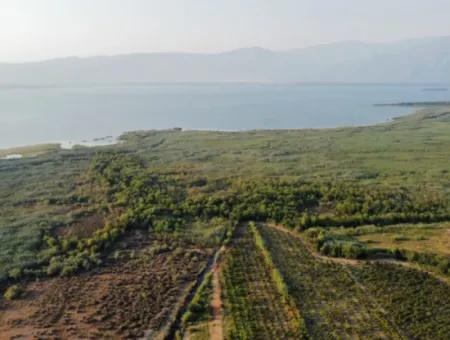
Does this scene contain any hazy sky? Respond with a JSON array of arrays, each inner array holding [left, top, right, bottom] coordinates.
[[1, 0, 450, 62]]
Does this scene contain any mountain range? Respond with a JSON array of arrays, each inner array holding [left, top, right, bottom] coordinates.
[[1, 36, 450, 84]]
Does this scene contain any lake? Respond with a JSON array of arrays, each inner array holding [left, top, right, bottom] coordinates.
[[0, 83, 449, 149]]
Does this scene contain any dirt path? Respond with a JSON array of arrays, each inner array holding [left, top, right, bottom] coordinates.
[[164, 244, 226, 340], [208, 255, 223, 340]]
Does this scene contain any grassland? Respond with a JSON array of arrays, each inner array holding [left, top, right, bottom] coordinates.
[[355, 223, 450, 256], [117, 106, 450, 190]]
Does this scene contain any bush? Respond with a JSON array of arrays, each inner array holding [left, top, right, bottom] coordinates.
[[61, 263, 78, 276], [182, 272, 213, 326], [3, 284, 23, 300], [8, 268, 23, 280], [47, 257, 63, 276], [437, 259, 450, 274], [342, 242, 368, 259]]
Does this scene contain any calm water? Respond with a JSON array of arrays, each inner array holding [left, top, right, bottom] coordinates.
[[0, 83, 449, 149]]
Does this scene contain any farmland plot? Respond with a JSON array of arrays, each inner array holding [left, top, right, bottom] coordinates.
[[222, 225, 301, 339], [353, 263, 450, 339], [259, 224, 403, 339]]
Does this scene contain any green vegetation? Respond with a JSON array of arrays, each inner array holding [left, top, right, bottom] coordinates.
[[249, 222, 308, 339], [5, 150, 447, 285], [3, 284, 23, 300], [2, 108, 450, 283], [262, 224, 450, 339], [0, 143, 60, 158], [353, 263, 450, 339], [305, 227, 370, 259], [116, 107, 450, 190], [182, 272, 213, 326], [0, 150, 91, 281], [259, 224, 404, 339], [222, 225, 303, 339]]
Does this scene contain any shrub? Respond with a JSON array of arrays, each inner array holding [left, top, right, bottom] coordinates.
[[8, 268, 23, 280], [182, 272, 213, 326], [3, 284, 23, 300], [61, 263, 78, 276], [47, 257, 63, 276], [437, 258, 450, 274]]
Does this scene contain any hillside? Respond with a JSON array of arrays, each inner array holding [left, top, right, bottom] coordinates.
[[0, 107, 449, 339], [2, 36, 450, 84]]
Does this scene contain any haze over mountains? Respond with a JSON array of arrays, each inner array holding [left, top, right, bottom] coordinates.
[[1, 36, 450, 84]]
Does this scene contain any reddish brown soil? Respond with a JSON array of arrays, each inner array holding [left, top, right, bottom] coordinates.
[[208, 259, 223, 340], [0, 234, 210, 339]]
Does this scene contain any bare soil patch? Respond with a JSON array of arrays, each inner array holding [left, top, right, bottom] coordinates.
[[0, 233, 210, 339]]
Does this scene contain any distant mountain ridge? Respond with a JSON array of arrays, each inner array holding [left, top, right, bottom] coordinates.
[[1, 36, 450, 84]]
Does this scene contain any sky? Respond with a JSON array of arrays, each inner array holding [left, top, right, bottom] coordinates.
[[1, 0, 450, 62]]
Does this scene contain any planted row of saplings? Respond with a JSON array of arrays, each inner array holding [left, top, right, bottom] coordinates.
[[222, 225, 302, 339], [248, 222, 309, 339]]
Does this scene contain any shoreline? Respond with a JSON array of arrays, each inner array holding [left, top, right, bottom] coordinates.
[[1, 105, 448, 159], [0, 137, 118, 160], [375, 101, 450, 107]]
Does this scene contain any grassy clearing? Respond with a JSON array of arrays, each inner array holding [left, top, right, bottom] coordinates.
[[355, 223, 450, 256], [306, 223, 450, 275], [222, 225, 302, 339]]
